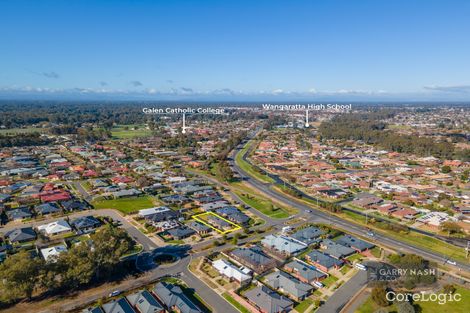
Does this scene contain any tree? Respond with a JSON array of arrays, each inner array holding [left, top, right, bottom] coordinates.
[[60, 243, 95, 288], [89, 225, 133, 279], [371, 286, 390, 307], [0, 250, 43, 301], [440, 221, 462, 235], [441, 165, 451, 173], [396, 300, 415, 313], [442, 284, 456, 294]]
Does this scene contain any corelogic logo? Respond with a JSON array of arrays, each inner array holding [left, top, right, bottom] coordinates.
[[386, 291, 462, 305]]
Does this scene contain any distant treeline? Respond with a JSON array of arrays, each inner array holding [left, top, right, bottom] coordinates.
[[0, 132, 52, 148], [319, 112, 470, 161], [0, 101, 258, 129]]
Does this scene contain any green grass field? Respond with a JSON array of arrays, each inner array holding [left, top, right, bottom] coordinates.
[[0, 127, 45, 135], [342, 210, 469, 263], [111, 125, 153, 139], [414, 286, 470, 313], [91, 195, 155, 214], [356, 286, 470, 313], [355, 297, 396, 313], [235, 141, 275, 184], [235, 191, 290, 219]]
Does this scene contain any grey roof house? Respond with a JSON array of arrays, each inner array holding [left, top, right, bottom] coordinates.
[[5, 227, 37, 243], [153, 282, 202, 313], [290, 226, 325, 245], [284, 259, 327, 284], [6, 207, 32, 220], [264, 270, 313, 300], [335, 235, 375, 252], [102, 297, 136, 313], [320, 239, 356, 259], [70, 216, 101, 233], [306, 250, 344, 272], [35, 202, 61, 215], [126, 290, 165, 313], [245, 285, 293, 313], [230, 246, 277, 273]]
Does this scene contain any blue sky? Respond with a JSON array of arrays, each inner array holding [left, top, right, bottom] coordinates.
[[1, 0, 470, 100]]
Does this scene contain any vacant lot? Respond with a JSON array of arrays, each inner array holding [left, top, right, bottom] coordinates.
[[111, 125, 152, 139], [92, 195, 155, 214]]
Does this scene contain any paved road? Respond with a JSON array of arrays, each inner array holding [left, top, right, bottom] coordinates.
[[231, 143, 470, 273], [317, 270, 368, 313], [70, 181, 93, 201]]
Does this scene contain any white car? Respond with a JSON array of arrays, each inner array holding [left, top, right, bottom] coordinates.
[[446, 260, 457, 265], [355, 263, 367, 271], [109, 290, 121, 297]]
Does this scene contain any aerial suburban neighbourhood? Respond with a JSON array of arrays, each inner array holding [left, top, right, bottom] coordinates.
[[1, 1, 470, 313]]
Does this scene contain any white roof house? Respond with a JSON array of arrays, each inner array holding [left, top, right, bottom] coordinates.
[[417, 212, 453, 227], [212, 259, 251, 283], [37, 220, 72, 235], [41, 244, 67, 261], [138, 206, 170, 218]]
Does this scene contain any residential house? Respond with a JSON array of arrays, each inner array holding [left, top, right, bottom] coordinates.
[[244, 285, 294, 313], [70, 216, 101, 233], [167, 226, 196, 240], [212, 259, 252, 285], [6, 207, 32, 221], [200, 201, 229, 211], [37, 220, 72, 236], [284, 259, 327, 284], [335, 235, 375, 253], [264, 270, 313, 301], [320, 239, 355, 259], [62, 199, 88, 211], [82, 307, 104, 313], [215, 206, 250, 225], [153, 282, 203, 313], [261, 235, 307, 257], [229, 247, 277, 274], [102, 297, 136, 313], [126, 290, 165, 313], [5, 227, 37, 243], [35, 202, 61, 215], [290, 226, 325, 245], [41, 244, 68, 262], [187, 221, 211, 236], [305, 251, 344, 272]]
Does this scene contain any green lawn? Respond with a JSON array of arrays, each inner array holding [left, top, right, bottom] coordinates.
[[111, 125, 152, 139], [235, 191, 290, 219], [346, 253, 363, 263], [340, 265, 352, 275], [235, 141, 275, 184], [294, 298, 315, 313], [355, 297, 396, 313], [223, 293, 251, 313], [321, 274, 339, 287], [414, 286, 470, 313], [91, 195, 155, 214], [370, 246, 381, 258]]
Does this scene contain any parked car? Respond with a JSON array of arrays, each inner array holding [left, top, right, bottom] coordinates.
[[109, 290, 121, 297]]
